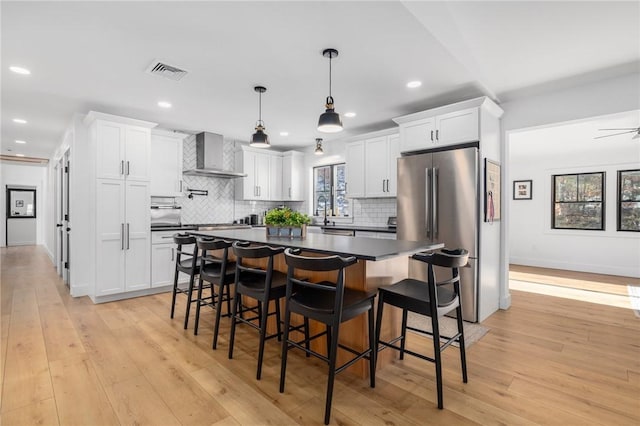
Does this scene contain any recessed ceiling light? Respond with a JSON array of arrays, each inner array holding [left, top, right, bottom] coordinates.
[[13, 118, 27, 124], [407, 81, 422, 88], [15, 154, 25, 157], [280, 132, 289, 137], [157, 101, 172, 108], [9, 66, 31, 75], [344, 112, 357, 118], [15, 140, 26, 144]]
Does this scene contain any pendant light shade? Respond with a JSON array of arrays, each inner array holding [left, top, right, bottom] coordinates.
[[250, 86, 270, 148], [314, 138, 324, 155], [318, 48, 343, 133]]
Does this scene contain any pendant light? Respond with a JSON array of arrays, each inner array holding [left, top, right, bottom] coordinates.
[[317, 48, 343, 133], [314, 138, 324, 155], [250, 85, 270, 148]]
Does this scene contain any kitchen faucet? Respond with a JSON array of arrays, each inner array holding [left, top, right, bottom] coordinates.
[[317, 195, 329, 226]]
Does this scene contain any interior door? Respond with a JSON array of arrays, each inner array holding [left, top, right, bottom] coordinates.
[[55, 159, 63, 275], [62, 153, 70, 284]]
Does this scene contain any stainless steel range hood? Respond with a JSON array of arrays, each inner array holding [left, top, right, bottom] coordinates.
[[183, 132, 247, 178]]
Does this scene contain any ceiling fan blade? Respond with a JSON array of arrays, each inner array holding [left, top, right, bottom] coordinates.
[[594, 130, 637, 139], [598, 128, 639, 131]]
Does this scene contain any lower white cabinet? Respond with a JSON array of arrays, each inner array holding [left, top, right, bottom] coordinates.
[[151, 231, 193, 287]]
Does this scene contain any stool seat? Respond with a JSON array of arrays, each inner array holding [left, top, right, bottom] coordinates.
[[177, 257, 202, 270], [236, 270, 287, 296], [379, 278, 459, 315], [290, 285, 375, 319], [200, 261, 236, 281]]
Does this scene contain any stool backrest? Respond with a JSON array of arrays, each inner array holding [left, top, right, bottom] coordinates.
[[232, 241, 284, 284], [197, 238, 233, 273], [412, 248, 469, 310], [173, 233, 198, 265], [284, 248, 357, 316]]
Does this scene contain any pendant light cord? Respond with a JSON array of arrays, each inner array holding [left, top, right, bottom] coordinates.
[[329, 54, 332, 99], [258, 91, 262, 125]]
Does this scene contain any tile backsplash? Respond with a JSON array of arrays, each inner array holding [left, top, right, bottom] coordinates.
[[350, 198, 397, 227]]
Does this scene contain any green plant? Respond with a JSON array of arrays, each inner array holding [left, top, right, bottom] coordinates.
[[264, 207, 311, 226]]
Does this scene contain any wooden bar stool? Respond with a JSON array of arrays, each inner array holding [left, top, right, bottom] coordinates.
[[228, 241, 287, 380], [280, 248, 377, 425], [375, 248, 469, 410], [170, 233, 202, 329], [193, 238, 236, 350]]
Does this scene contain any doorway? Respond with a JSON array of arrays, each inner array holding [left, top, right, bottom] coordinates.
[[5, 186, 37, 246], [54, 150, 70, 284]]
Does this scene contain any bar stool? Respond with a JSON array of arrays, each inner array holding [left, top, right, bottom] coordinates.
[[170, 233, 201, 329], [193, 238, 236, 349], [375, 248, 469, 410], [280, 248, 377, 425], [228, 241, 287, 380]]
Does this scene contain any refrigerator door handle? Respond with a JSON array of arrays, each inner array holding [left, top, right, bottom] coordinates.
[[425, 168, 431, 239], [433, 167, 438, 239]]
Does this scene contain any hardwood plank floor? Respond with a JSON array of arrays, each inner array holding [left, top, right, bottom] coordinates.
[[1, 245, 639, 425]]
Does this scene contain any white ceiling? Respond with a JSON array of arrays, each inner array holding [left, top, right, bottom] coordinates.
[[2, 1, 639, 159]]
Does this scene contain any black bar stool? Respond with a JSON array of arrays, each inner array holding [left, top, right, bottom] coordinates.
[[170, 233, 201, 329], [375, 248, 470, 410], [228, 241, 287, 380], [193, 238, 236, 349], [280, 248, 377, 425]]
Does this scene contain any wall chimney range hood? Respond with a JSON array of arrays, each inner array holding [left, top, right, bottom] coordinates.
[[183, 132, 247, 178]]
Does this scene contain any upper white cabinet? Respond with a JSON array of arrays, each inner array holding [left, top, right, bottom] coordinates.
[[150, 129, 185, 197], [345, 140, 365, 198], [94, 119, 152, 182], [236, 146, 305, 201], [394, 99, 499, 153], [364, 134, 399, 197], [282, 151, 305, 201], [345, 132, 399, 199]]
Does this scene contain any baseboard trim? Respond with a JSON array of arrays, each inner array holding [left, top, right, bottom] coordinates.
[[92, 285, 173, 304], [509, 257, 639, 278]]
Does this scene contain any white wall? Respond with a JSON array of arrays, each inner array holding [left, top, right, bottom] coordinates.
[[501, 72, 640, 281], [0, 161, 50, 255]]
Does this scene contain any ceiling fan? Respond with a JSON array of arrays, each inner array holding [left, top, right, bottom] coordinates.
[[594, 127, 640, 140]]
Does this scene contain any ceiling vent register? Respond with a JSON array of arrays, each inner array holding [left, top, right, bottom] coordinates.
[[145, 60, 188, 81]]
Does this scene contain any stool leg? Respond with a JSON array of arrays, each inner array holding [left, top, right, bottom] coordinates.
[[256, 299, 270, 380], [224, 282, 233, 317], [170, 264, 180, 319], [304, 317, 310, 357], [228, 286, 241, 360], [374, 293, 385, 372], [212, 282, 225, 349], [431, 315, 444, 409], [324, 324, 340, 425], [456, 306, 468, 383], [275, 299, 282, 342], [194, 275, 205, 335], [368, 301, 376, 388], [183, 272, 196, 330], [279, 303, 292, 393], [400, 308, 408, 360]]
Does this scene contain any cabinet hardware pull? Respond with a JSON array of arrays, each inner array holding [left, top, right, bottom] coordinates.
[[120, 160, 124, 175], [126, 161, 130, 176], [121, 223, 125, 250], [435, 129, 439, 141], [382, 180, 385, 192], [179, 180, 183, 192], [171, 248, 174, 261], [126, 223, 130, 250], [430, 130, 434, 142]]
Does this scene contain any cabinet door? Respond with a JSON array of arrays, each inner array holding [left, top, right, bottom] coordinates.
[[282, 154, 293, 201], [345, 141, 365, 198], [237, 150, 257, 200], [124, 126, 151, 182], [400, 117, 435, 153], [96, 179, 126, 295], [255, 153, 270, 200], [365, 137, 389, 197], [151, 244, 174, 287], [96, 121, 125, 180], [150, 134, 183, 196], [435, 108, 479, 147], [289, 153, 304, 200], [387, 134, 400, 196], [125, 181, 151, 291], [269, 155, 283, 201]]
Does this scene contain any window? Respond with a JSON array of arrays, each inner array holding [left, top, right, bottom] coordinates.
[[313, 163, 349, 217], [552, 172, 604, 230], [618, 169, 640, 232]]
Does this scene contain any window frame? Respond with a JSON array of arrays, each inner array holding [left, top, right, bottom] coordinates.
[[313, 163, 349, 218], [551, 171, 605, 231], [617, 169, 640, 232]]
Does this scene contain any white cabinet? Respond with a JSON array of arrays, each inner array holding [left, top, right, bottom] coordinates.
[[282, 151, 305, 201], [345, 141, 365, 198], [150, 130, 185, 197], [356, 230, 396, 239], [150, 231, 194, 288], [236, 146, 305, 201], [396, 105, 479, 153], [85, 112, 156, 299], [270, 155, 283, 201], [364, 134, 399, 197]]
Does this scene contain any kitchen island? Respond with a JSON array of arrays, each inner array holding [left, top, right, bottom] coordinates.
[[190, 228, 443, 377]]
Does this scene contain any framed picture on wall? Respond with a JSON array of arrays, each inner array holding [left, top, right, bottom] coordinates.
[[513, 180, 532, 200], [484, 159, 501, 223]]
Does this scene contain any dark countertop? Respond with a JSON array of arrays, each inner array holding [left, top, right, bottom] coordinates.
[[151, 225, 197, 232], [189, 228, 441, 261], [320, 224, 397, 234]]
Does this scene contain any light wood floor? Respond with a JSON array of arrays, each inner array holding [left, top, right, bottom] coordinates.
[[1, 246, 639, 425]]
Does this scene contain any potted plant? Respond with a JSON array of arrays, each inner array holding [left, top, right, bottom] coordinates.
[[264, 207, 311, 238]]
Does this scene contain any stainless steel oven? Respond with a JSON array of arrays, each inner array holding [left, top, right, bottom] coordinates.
[[150, 203, 181, 227]]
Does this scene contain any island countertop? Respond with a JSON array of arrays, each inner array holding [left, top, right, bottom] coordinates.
[[189, 228, 442, 260]]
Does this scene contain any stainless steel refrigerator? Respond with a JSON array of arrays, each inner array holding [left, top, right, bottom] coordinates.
[[397, 145, 479, 322]]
